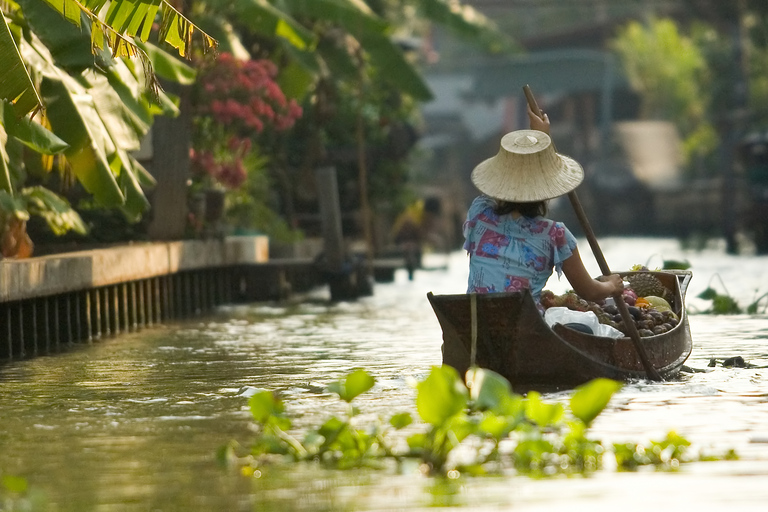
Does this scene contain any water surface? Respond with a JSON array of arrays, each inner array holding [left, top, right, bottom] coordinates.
[[2, 237, 768, 511]]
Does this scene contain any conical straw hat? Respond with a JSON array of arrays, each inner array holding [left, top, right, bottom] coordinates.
[[471, 130, 584, 202]]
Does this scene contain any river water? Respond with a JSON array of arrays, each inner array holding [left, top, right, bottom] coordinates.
[[2, 237, 768, 511]]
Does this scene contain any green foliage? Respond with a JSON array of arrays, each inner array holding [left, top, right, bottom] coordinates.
[[0, 187, 87, 236], [232, 366, 736, 478], [697, 287, 742, 314], [570, 378, 623, 426], [610, 18, 708, 124], [609, 18, 719, 176], [662, 259, 691, 270], [328, 368, 376, 403]]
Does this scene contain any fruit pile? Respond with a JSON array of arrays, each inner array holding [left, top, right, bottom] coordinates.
[[540, 268, 679, 338]]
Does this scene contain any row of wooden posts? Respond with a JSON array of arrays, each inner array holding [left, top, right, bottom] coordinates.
[[0, 269, 234, 361]]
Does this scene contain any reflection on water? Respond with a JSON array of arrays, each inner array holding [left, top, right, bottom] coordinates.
[[2, 237, 768, 510]]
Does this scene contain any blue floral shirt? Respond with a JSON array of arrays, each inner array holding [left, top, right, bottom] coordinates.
[[463, 195, 577, 302]]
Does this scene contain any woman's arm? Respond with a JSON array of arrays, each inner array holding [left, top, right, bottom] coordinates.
[[561, 247, 623, 301]]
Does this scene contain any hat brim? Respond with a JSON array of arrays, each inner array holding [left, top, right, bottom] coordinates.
[[471, 152, 584, 202]]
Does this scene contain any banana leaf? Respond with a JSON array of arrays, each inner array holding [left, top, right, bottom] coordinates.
[[21, 185, 87, 235], [0, 123, 11, 193], [416, 0, 514, 53], [283, 0, 386, 39], [0, 99, 68, 155], [191, 15, 251, 60], [0, 15, 42, 117], [227, 0, 314, 50], [135, 40, 196, 85], [41, 75, 124, 207], [359, 31, 433, 100]]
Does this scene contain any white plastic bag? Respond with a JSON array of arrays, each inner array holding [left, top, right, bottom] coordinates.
[[543, 307, 624, 339]]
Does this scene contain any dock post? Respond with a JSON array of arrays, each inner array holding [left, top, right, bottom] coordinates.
[[315, 166, 370, 301]]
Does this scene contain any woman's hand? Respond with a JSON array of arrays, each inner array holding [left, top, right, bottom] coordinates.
[[597, 274, 625, 297], [562, 248, 623, 302], [527, 104, 550, 134]]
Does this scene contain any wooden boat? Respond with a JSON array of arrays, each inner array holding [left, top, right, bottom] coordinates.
[[427, 270, 693, 388]]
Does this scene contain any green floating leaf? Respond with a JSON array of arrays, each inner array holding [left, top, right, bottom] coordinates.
[[697, 287, 718, 300], [663, 259, 691, 270], [477, 412, 511, 439], [416, 365, 467, 426], [711, 295, 741, 315], [570, 378, 623, 426], [248, 390, 282, 423], [328, 368, 375, 403], [525, 391, 564, 427], [1, 474, 28, 493], [466, 366, 513, 413], [389, 412, 413, 430]]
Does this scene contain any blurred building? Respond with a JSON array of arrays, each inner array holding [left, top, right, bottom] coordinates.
[[416, 0, 744, 246]]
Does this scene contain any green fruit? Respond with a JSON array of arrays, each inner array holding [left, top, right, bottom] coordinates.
[[644, 295, 672, 312]]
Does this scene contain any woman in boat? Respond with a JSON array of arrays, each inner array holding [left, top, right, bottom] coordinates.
[[464, 106, 623, 307]]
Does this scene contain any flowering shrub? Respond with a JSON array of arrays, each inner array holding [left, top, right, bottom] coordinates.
[[191, 53, 303, 191]]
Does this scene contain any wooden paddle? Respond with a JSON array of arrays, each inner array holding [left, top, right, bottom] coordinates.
[[523, 85, 663, 382]]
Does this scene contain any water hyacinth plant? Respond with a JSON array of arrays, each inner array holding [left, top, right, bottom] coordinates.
[[222, 366, 736, 477]]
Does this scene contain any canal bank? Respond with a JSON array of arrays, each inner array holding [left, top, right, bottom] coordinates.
[[0, 235, 388, 361]]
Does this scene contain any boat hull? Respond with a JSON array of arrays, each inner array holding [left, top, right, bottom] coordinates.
[[427, 270, 693, 388]]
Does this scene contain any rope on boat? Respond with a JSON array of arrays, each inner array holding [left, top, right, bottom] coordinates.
[[470, 292, 477, 367]]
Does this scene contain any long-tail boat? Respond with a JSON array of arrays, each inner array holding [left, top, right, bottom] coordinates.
[[427, 270, 692, 388]]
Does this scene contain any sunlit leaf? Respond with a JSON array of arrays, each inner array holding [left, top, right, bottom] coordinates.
[[389, 412, 412, 430], [40, 0, 82, 26], [248, 390, 282, 423], [159, 4, 217, 58], [1, 474, 27, 493], [0, 16, 43, 117], [1, 100, 67, 155], [477, 412, 512, 439], [135, 40, 196, 85], [328, 369, 375, 402], [416, 365, 468, 426], [466, 366, 513, 413], [570, 378, 623, 426], [21, 186, 87, 235], [40, 75, 124, 207], [525, 391, 564, 427]]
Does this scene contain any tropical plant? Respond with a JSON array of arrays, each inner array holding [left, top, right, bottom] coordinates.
[[0, 0, 210, 253]]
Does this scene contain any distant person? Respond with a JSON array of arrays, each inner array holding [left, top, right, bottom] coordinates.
[[463, 106, 622, 306], [392, 198, 441, 280]]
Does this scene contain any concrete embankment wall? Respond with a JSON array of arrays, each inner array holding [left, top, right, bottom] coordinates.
[[0, 236, 323, 361]]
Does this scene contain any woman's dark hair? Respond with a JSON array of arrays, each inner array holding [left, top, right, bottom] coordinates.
[[493, 200, 548, 218]]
